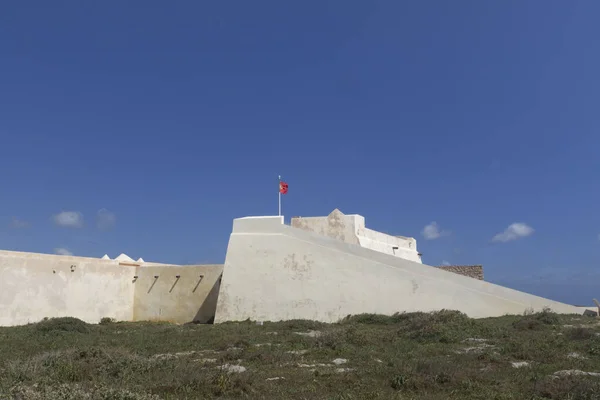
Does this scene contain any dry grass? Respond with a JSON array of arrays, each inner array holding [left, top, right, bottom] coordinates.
[[0, 309, 599, 399]]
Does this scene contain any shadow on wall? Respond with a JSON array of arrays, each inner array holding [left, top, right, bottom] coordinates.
[[192, 275, 222, 324], [132, 264, 224, 325]]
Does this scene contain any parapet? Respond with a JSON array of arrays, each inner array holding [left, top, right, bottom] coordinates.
[[232, 215, 284, 233], [291, 209, 422, 263]]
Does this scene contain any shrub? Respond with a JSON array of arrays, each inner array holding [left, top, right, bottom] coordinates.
[[513, 308, 560, 331], [567, 327, 595, 341], [233, 339, 250, 348], [341, 313, 404, 325], [34, 317, 90, 334], [512, 318, 544, 331], [396, 310, 480, 343], [6, 347, 153, 384], [314, 328, 345, 350], [99, 317, 116, 325], [278, 319, 323, 331], [500, 333, 565, 363], [341, 310, 479, 340], [535, 376, 600, 399], [390, 375, 408, 390], [308, 324, 376, 350], [536, 307, 561, 325], [208, 371, 252, 397], [7, 383, 161, 400], [588, 342, 600, 356]]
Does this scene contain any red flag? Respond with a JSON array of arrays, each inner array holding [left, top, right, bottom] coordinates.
[[279, 181, 288, 194]]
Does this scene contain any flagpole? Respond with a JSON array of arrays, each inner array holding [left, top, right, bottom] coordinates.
[[278, 175, 281, 216]]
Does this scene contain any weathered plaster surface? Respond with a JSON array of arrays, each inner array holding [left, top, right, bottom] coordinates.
[[0, 250, 223, 327], [291, 210, 359, 245], [215, 216, 593, 323], [0, 250, 134, 326], [132, 264, 223, 324], [291, 209, 422, 263]]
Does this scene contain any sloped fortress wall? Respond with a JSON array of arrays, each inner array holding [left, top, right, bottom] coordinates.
[[0, 250, 223, 327], [291, 209, 422, 263], [215, 216, 589, 323]]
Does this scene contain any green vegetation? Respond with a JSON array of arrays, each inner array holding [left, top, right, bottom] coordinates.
[[1, 309, 599, 399]]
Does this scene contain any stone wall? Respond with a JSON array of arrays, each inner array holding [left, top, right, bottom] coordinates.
[[437, 265, 484, 280], [0, 249, 223, 327]]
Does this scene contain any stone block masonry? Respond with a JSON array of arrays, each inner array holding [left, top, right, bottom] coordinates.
[[437, 265, 484, 280]]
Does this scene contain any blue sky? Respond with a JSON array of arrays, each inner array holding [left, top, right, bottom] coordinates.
[[1, 1, 599, 305]]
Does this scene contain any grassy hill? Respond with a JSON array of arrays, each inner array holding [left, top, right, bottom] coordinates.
[[0, 309, 599, 399]]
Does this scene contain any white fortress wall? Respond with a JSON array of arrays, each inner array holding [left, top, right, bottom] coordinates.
[[357, 228, 421, 263], [291, 209, 422, 263], [0, 250, 224, 327], [215, 215, 589, 323], [0, 250, 135, 326], [290, 212, 360, 245], [132, 263, 223, 324]]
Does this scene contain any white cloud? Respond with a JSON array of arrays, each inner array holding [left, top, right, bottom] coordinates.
[[96, 208, 116, 230], [54, 247, 73, 256], [422, 222, 449, 240], [492, 223, 534, 243], [10, 217, 30, 229], [53, 211, 84, 228], [441, 260, 451, 266]]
